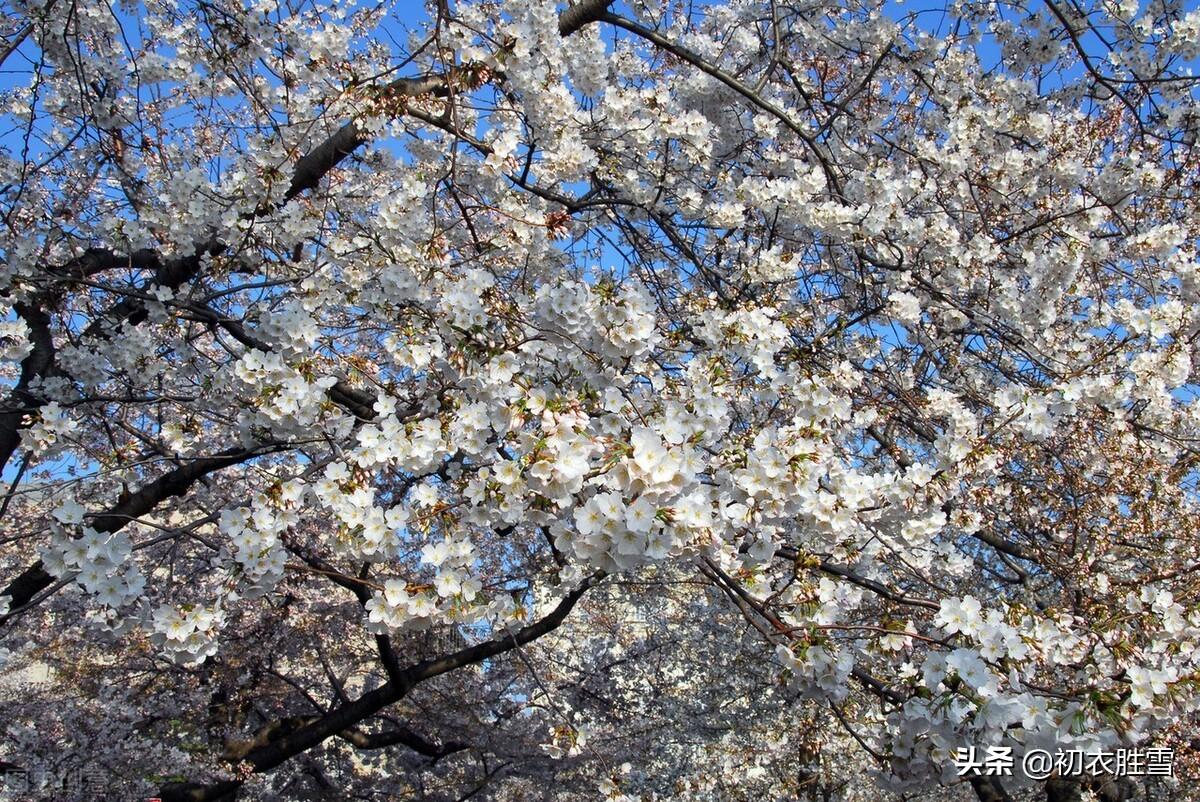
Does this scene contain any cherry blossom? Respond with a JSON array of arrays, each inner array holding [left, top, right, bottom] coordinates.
[[0, 0, 1198, 799]]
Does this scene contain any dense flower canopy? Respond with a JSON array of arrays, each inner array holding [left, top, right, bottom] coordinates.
[[1, 0, 1200, 799]]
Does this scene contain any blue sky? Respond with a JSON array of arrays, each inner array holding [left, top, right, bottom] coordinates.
[[3, 0, 1197, 482]]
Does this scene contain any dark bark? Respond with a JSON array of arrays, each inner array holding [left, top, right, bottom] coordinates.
[[0, 0, 610, 480], [283, 1, 614, 203], [0, 561, 53, 616], [91, 447, 273, 533], [775, 546, 940, 611], [0, 242, 218, 476], [0, 302, 57, 471], [558, 0, 616, 36], [283, 120, 368, 203], [47, 246, 163, 279], [76, 242, 221, 341], [221, 714, 466, 762], [282, 76, 445, 203], [337, 725, 467, 760], [0, 446, 276, 623], [13, 3, 617, 798], [159, 574, 602, 802]]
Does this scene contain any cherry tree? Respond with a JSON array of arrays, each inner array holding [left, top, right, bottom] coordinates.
[[1, 0, 1199, 799]]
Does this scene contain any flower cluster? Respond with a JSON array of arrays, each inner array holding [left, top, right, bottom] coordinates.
[[151, 603, 225, 666], [228, 349, 339, 437], [19, 402, 77, 457]]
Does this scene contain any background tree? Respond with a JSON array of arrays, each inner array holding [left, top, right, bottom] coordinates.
[[1, 0, 1199, 800]]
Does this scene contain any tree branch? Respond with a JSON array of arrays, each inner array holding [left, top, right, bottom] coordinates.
[[0, 445, 278, 626], [159, 573, 603, 802]]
